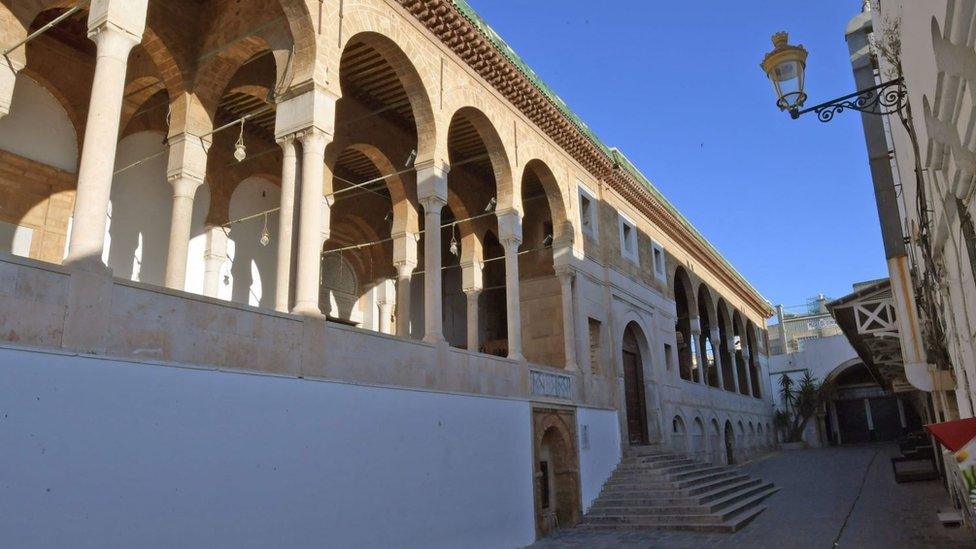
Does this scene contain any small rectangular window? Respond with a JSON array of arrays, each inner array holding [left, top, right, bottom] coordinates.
[[618, 213, 638, 263], [651, 240, 666, 281], [578, 183, 598, 239], [664, 343, 674, 371]]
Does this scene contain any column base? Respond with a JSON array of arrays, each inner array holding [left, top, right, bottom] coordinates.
[[63, 254, 113, 276], [292, 302, 323, 317], [508, 352, 525, 362], [423, 334, 446, 345]]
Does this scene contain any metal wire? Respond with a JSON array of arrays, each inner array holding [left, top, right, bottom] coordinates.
[[1, 4, 87, 56]]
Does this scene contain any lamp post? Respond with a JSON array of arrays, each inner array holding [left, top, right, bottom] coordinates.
[[760, 31, 953, 377], [759, 31, 907, 121]]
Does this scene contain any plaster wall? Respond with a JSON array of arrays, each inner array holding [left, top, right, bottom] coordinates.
[[225, 176, 279, 308], [0, 345, 537, 549], [0, 74, 76, 173], [576, 406, 621, 512], [873, 0, 976, 417], [104, 131, 209, 288]]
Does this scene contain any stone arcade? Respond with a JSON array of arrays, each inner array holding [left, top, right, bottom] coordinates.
[[0, 0, 775, 545]]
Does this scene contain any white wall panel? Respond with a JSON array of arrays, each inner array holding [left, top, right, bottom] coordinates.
[[0, 346, 537, 549]]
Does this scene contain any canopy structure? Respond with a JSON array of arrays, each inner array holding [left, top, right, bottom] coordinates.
[[827, 279, 906, 390], [926, 418, 976, 452]]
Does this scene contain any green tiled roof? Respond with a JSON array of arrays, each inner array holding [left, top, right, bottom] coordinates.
[[448, 1, 769, 311]]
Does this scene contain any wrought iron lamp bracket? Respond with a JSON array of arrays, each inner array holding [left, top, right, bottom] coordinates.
[[790, 77, 906, 122]]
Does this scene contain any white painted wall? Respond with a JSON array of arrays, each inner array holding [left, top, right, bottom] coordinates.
[[183, 184, 212, 295], [0, 345, 537, 549], [0, 74, 77, 172], [225, 177, 279, 307], [576, 407, 620, 512], [103, 131, 208, 287]]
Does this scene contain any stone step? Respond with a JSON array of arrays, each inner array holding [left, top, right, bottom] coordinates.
[[608, 463, 707, 480], [593, 478, 763, 507], [589, 482, 776, 516], [681, 473, 752, 495], [585, 486, 777, 526], [623, 445, 668, 457], [674, 469, 741, 487], [616, 456, 696, 469], [585, 446, 776, 534], [582, 504, 768, 533], [669, 464, 732, 480]]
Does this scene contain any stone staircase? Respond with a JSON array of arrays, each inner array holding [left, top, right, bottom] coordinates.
[[581, 445, 779, 533]]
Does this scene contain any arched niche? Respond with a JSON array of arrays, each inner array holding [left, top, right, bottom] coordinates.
[[224, 176, 280, 307]]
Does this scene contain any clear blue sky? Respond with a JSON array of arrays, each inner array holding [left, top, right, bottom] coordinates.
[[464, 0, 886, 311]]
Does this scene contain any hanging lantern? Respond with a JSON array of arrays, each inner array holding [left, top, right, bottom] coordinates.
[[234, 118, 247, 162], [449, 222, 459, 257], [259, 212, 271, 246]]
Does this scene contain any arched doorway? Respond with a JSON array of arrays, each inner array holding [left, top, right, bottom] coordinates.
[[533, 409, 581, 537], [622, 322, 648, 445], [724, 421, 735, 465]]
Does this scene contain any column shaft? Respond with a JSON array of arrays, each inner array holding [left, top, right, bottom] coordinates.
[[202, 225, 227, 298], [465, 290, 481, 351], [395, 263, 416, 338], [164, 177, 202, 290], [502, 238, 523, 361], [742, 348, 755, 397], [64, 28, 140, 268], [558, 271, 579, 370], [292, 130, 328, 315], [275, 137, 298, 312], [710, 329, 724, 388], [691, 328, 708, 383], [421, 198, 445, 343]]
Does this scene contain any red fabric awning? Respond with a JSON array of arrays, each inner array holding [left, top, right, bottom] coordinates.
[[925, 417, 976, 452]]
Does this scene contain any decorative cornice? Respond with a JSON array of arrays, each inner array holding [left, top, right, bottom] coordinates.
[[396, 0, 772, 318]]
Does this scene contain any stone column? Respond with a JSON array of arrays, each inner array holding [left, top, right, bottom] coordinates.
[[462, 258, 483, 352], [464, 289, 481, 351], [202, 225, 228, 298], [708, 328, 722, 388], [393, 230, 418, 338], [416, 161, 449, 344], [498, 210, 524, 362], [742, 345, 755, 397], [730, 341, 742, 393], [376, 279, 395, 335], [556, 268, 579, 371], [163, 133, 208, 290], [274, 135, 298, 312], [689, 316, 702, 383], [292, 129, 329, 315], [64, 2, 149, 269], [394, 260, 416, 338]]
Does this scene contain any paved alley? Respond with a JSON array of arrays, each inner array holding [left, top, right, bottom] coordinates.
[[527, 444, 974, 548]]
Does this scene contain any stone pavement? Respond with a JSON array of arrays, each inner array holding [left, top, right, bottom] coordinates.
[[526, 443, 975, 548]]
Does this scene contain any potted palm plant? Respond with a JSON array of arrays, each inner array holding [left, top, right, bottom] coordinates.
[[774, 371, 831, 449]]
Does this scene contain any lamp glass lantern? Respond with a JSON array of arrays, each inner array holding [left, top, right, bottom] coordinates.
[[761, 32, 809, 114]]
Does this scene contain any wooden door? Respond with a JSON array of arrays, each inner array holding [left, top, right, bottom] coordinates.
[[622, 343, 648, 445]]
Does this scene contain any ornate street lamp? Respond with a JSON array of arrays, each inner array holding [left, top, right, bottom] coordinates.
[[760, 32, 808, 114], [760, 31, 907, 121]]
